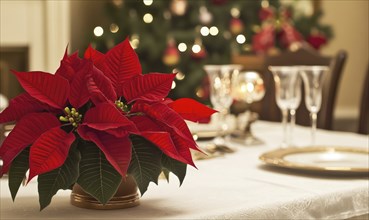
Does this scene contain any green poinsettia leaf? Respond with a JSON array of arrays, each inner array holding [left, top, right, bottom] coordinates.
[[128, 134, 162, 196], [76, 141, 122, 205], [67, 184, 75, 190], [162, 169, 170, 183], [161, 154, 187, 186], [8, 147, 30, 201], [38, 145, 80, 210]]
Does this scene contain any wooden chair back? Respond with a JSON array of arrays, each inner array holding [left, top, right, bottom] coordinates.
[[358, 65, 369, 134]]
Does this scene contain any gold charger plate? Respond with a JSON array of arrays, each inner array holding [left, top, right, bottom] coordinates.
[[192, 130, 232, 141], [193, 130, 218, 140], [259, 146, 369, 175]]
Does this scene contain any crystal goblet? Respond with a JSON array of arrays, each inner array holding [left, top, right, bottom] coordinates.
[[299, 65, 329, 146], [269, 66, 302, 148], [204, 64, 242, 147]]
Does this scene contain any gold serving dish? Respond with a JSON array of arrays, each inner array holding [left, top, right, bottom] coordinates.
[[259, 146, 369, 175]]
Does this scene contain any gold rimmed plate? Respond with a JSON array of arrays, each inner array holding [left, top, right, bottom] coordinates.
[[193, 130, 219, 140], [259, 146, 369, 175]]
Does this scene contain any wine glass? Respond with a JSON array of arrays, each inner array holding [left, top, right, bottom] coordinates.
[[269, 66, 301, 148], [299, 65, 329, 146], [231, 71, 265, 145], [204, 64, 242, 147], [287, 73, 302, 146]]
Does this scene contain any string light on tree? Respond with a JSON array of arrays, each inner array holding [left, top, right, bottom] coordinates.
[[200, 26, 210, 36], [236, 34, 246, 44], [112, 0, 123, 8], [230, 7, 240, 18], [170, 0, 188, 16], [130, 34, 140, 49], [261, 0, 269, 8], [93, 26, 104, 37], [178, 42, 187, 52], [191, 38, 207, 60], [192, 44, 201, 53], [173, 68, 185, 80], [143, 13, 153, 23], [209, 26, 219, 36], [143, 0, 153, 6], [199, 6, 212, 25], [110, 23, 119, 33], [196, 87, 205, 98]]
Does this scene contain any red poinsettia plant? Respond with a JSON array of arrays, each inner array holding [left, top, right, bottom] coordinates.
[[0, 38, 216, 210]]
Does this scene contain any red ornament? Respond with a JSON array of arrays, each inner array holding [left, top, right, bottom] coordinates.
[[230, 18, 244, 35], [191, 43, 207, 60], [307, 33, 327, 50], [191, 47, 207, 60], [163, 40, 180, 66], [279, 7, 292, 20], [279, 23, 303, 48], [259, 7, 275, 21], [252, 25, 275, 54]]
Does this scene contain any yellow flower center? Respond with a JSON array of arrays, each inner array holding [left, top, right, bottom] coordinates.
[[59, 107, 82, 127], [115, 100, 129, 112]]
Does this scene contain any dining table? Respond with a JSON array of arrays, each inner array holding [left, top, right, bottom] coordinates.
[[0, 120, 368, 219]]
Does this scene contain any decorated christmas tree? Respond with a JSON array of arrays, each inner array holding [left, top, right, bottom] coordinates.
[[88, 0, 332, 103]]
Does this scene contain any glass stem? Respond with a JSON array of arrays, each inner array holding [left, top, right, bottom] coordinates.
[[236, 114, 241, 131], [289, 109, 296, 147], [311, 112, 317, 146], [214, 109, 228, 145], [220, 109, 228, 133], [281, 108, 288, 148]]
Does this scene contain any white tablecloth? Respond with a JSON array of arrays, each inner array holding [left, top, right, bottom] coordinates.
[[1, 121, 368, 219]]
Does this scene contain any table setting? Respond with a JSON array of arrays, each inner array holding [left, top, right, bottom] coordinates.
[[189, 65, 369, 176], [0, 42, 368, 219]]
